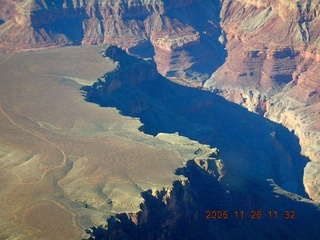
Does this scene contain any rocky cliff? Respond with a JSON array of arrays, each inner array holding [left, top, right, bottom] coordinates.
[[81, 45, 320, 239], [83, 45, 311, 196], [85, 159, 320, 240], [0, 0, 225, 80], [203, 0, 320, 202], [1, 0, 320, 202]]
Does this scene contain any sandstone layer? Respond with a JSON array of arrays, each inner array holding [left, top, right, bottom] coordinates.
[[1, 43, 320, 239], [0, 0, 225, 80], [203, 0, 320, 202], [1, 0, 320, 223], [2, 1, 320, 201]]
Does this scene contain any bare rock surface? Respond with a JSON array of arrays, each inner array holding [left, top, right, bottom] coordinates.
[[0, 0, 225, 80], [0, 46, 218, 239], [82, 46, 320, 239], [0, 42, 319, 239], [1, 0, 320, 237], [1, 2, 319, 200], [203, 0, 320, 202]]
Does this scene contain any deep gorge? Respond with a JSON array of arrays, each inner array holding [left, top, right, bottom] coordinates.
[[82, 45, 320, 239]]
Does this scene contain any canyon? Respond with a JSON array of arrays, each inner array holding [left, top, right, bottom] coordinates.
[[1, 45, 222, 239], [203, 0, 320, 202], [1, 0, 320, 239], [82, 45, 320, 239], [0, 0, 319, 201]]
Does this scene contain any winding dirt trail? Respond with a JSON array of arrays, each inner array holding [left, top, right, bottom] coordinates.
[[0, 104, 85, 239], [0, 105, 67, 184]]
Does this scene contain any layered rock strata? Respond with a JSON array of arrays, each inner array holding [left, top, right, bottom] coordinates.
[[0, 0, 225, 80], [82, 46, 320, 239], [2, 0, 320, 202], [203, 0, 320, 202], [83, 46, 314, 197]]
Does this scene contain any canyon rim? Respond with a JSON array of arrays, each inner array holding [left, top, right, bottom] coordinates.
[[1, 0, 320, 239]]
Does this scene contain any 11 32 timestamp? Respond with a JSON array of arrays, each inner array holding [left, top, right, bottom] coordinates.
[[206, 210, 295, 219]]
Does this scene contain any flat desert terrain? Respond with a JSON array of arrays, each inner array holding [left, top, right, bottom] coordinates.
[[0, 46, 213, 239]]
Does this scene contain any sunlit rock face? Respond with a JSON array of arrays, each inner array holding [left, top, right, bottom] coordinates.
[[1, 0, 320, 201], [81, 45, 320, 240], [85, 159, 320, 240], [203, 0, 320, 201], [0, 0, 225, 80]]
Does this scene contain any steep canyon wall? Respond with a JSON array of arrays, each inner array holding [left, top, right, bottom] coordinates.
[[0, 0, 225, 80], [203, 0, 320, 201], [1, 0, 320, 201]]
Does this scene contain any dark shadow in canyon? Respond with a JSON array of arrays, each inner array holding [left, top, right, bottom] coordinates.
[[164, 0, 227, 80], [120, 0, 227, 80], [128, 41, 156, 59], [81, 46, 319, 239], [42, 17, 85, 45], [81, 46, 308, 197], [85, 160, 320, 240]]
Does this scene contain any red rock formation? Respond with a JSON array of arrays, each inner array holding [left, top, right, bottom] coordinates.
[[0, 0, 224, 80], [203, 0, 320, 201], [1, 0, 320, 201]]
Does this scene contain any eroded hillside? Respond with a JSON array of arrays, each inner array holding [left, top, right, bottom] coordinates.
[[0, 46, 227, 239], [83, 45, 320, 240], [1, 1, 320, 238], [1, 0, 319, 201], [0, 0, 225, 80], [204, 0, 320, 201]]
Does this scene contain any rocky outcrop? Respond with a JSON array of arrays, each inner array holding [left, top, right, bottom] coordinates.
[[85, 157, 229, 240], [85, 158, 320, 240], [2, 0, 320, 203], [83, 45, 160, 118], [0, 0, 225, 80], [81, 47, 320, 238], [203, 0, 320, 201], [83, 45, 312, 200]]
